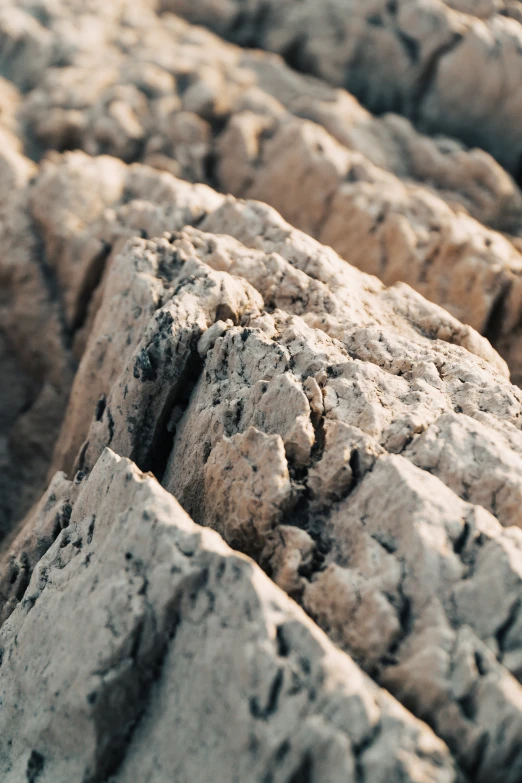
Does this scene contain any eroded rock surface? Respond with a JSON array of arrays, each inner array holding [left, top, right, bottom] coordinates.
[[4, 2, 522, 387], [0, 448, 458, 783], [10, 147, 522, 381], [2, 4, 522, 779], [11, 7, 519, 234], [167, 0, 522, 178], [19, 189, 522, 779], [7, 3, 522, 382], [0, 79, 74, 533]]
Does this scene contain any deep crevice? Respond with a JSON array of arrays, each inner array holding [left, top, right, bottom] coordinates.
[[483, 280, 512, 346], [147, 351, 204, 483]]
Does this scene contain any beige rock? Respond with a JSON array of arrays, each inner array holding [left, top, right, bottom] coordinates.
[[37, 194, 522, 777], [0, 468, 77, 625], [10, 6, 517, 232], [5, 3, 522, 381], [14, 16, 522, 378], [0, 448, 458, 783], [21, 151, 522, 382], [3, 4, 522, 779], [167, 0, 522, 177], [0, 82, 73, 535]]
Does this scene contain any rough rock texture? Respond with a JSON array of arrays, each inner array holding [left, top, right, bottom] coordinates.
[[20, 189, 522, 779], [4, 3, 522, 383], [4, 3, 522, 780], [9, 146, 522, 385], [216, 112, 522, 378], [0, 448, 458, 783], [0, 78, 74, 534], [167, 0, 522, 178], [10, 8, 519, 235], [0, 150, 224, 535]]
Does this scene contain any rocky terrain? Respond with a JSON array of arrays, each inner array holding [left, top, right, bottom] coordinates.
[[3, 1, 522, 781]]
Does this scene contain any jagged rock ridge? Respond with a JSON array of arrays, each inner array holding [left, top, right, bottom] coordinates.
[[0, 449, 458, 783], [3, 2, 522, 383], [2, 2, 522, 781], [3, 170, 522, 779]]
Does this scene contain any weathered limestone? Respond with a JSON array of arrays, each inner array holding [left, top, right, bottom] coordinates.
[[27, 187, 522, 778], [0, 468, 76, 626], [167, 0, 522, 178], [0, 149, 225, 538], [15, 149, 522, 385], [2, 5, 522, 777], [216, 112, 522, 379], [0, 448, 458, 783], [5, 3, 522, 385], [0, 79, 74, 534], [13, 9, 520, 235], [7, 2, 522, 379]]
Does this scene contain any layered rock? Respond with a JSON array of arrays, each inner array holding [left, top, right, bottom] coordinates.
[[8, 184, 521, 779], [167, 0, 522, 178], [0, 448, 458, 783]]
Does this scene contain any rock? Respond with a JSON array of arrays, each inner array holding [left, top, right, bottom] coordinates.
[[0, 468, 76, 625], [16, 148, 522, 379], [0, 80, 74, 534], [217, 113, 522, 381], [13, 8, 519, 234], [167, 0, 522, 178], [36, 192, 522, 778], [3, 7, 522, 777], [0, 448, 458, 783], [9, 1, 522, 379], [5, 2, 522, 383], [0, 150, 224, 538]]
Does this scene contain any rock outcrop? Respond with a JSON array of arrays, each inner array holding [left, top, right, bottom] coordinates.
[[0, 448, 458, 783], [167, 0, 522, 178], [11, 8, 518, 235], [2, 180, 519, 779], [4, 2, 522, 384], [3, 1, 522, 780], [0, 77, 73, 535]]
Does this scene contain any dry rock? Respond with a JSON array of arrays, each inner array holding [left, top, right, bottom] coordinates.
[[4, 1, 522, 385], [12, 8, 519, 234], [3, 7, 522, 779], [167, 0, 522, 178], [0, 80, 74, 533], [15, 148, 522, 383], [0, 448, 458, 783], [8, 5, 522, 381], [31, 189, 522, 779]]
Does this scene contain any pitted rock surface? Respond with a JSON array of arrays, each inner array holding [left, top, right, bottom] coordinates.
[[15, 192, 522, 780], [3, 2, 522, 386], [3, 2, 522, 780], [0, 448, 458, 783], [9, 148, 522, 378]]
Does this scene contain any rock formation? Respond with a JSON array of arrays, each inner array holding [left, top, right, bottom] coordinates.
[[0, 448, 459, 782], [3, 1, 522, 781], [167, 0, 522, 178], [4, 2, 522, 385]]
